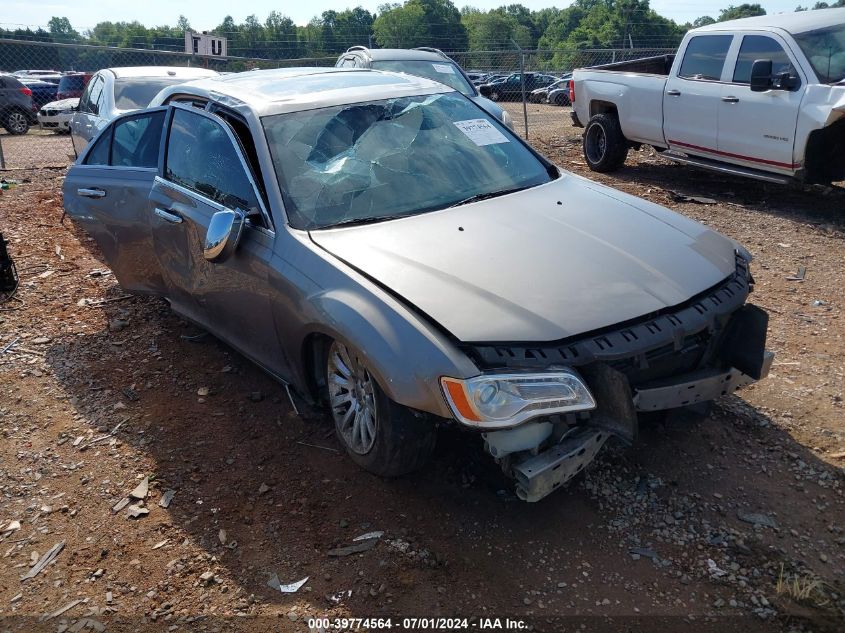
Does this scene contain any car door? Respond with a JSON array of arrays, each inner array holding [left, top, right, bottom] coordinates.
[[717, 33, 804, 174], [63, 108, 169, 293], [149, 105, 281, 370], [663, 34, 735, 155], [71, 74, 104, 155]]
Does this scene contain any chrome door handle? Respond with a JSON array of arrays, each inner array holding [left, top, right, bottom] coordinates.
[[77, 188, 105, 199], [721, 96, 740, 103], [154, 207, 183, 224], [666, 89, 681, 96]]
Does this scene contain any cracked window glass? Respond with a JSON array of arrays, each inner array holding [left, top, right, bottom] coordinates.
[[165, 108, 260, 215], [263, 92, 553, 230]]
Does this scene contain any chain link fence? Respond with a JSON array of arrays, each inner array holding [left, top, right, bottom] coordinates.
[[0, 40, 672, 170]]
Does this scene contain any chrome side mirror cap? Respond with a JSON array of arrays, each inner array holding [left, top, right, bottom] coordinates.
[[204, 208, 245, 263]]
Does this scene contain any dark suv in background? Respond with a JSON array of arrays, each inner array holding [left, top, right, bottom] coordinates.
[[0, 74, 36, 134], [57, 72, 93, 100]]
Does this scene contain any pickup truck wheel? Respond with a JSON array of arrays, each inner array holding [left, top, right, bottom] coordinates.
[[4, 110, 30, 135], [583, 113, 628, 172], [326, 340, 436, 477]]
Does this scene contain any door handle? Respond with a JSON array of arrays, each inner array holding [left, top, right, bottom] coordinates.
[[721, 96, 740, 103], [77, 188, 106, 199], [666, 89, 681, 96], [154, 207, 183, 224]]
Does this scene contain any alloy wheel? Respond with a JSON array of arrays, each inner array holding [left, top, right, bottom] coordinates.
[[8, 111, 27, 134], [585, 123, 607, 164], [327, 341, 378, 455]]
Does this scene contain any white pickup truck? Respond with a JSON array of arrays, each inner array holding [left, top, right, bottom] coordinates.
[[571, 8, 845, 186]]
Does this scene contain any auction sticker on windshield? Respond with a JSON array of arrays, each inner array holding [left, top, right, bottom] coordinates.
[[432, 63, 455, 74], [453, 119, 510, 146]]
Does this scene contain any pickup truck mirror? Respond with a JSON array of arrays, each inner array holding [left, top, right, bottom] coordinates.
[[750, 59, 773, 92], [478, 84, 492, 98]]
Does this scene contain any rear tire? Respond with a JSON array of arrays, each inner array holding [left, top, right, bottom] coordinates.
[[583, 113, 628, 173], [326, 340, 436, 477], [4, 109, 29, 135]]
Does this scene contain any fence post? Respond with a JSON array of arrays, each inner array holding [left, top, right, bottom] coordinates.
[[0, 137, 5, 170], [511, 39, 528, 140]]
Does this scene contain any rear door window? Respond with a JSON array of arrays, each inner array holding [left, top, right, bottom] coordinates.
[[732, 35, 798, 84], [84, 110, 165, 168], [81, 76, 103, 114], [678, 35, 734, 81]]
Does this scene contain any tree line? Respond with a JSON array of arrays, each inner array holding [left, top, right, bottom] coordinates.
[[1, 0, 843, 65]]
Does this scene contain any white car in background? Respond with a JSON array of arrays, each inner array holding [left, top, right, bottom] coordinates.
[[70, 66, 218, 155], [38, 97, 79, 133]]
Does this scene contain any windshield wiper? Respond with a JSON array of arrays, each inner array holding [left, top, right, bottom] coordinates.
[[448, 185, 534, 208], [314, 214, 414, 230]]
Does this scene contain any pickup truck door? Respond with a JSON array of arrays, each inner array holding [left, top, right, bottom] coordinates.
[[63, 108, 168, 294], [717, 33, 804, 175], [149, 105, 282, 371], [663, 34, 735, 155]]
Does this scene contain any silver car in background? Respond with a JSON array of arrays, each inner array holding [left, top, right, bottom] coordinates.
[[70, 66, 218, 155], [63, 68, 772, 501], [335, 46, 514, 130]]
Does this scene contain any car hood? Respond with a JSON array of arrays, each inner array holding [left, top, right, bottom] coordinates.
[[309, 174, 739, 343], [43, 97, 79, 110]]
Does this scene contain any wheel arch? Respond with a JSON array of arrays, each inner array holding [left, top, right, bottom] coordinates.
[[291, 287, 476, 420], [589, 99, 619, 119]]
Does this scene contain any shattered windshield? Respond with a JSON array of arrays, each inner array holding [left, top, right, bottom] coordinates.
[[263, 92, 553, 230], [794, 24, 845, 84], [370, 60, 474, 95]]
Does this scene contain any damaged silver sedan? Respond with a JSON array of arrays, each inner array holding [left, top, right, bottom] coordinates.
[[63, 68, 773, 501]]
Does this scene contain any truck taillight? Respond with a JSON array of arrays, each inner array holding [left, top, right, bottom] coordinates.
[[568, 80, 575, 105], [19, 87, 32, 97]]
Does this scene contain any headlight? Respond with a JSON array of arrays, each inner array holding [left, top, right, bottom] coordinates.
[[500, 109, 514, 130], [441, 370, 596, 429]]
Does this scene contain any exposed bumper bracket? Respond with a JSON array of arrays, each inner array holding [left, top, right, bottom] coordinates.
[[512, 428, 609, 502]]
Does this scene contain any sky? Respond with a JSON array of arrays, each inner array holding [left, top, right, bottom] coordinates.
[[0, 1, 815, 33]]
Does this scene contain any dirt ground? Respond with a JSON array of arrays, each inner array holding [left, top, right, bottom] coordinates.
[[0, 113, 843, 633]]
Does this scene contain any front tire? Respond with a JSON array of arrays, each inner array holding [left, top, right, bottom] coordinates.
[[326, 340, 436, 477], [4, 110, 30, 135], [583, 113, 628, 173]]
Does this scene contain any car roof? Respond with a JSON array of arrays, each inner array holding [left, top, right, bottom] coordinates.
[[105, 66, 219, 79], [151, 67, 454, 117], [345, 47, 450, 62], [694, 7, 845, 35]]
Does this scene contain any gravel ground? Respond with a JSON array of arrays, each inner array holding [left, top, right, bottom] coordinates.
[[0, 123, 843, 633]]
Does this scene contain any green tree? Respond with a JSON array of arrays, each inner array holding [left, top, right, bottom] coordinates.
[[47, 17, 79, 42], [718, 4, 766, 21], [374, 0, 467, 50]]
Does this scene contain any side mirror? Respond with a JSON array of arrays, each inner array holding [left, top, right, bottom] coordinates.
[[204, 208, 245, 263], [750, 59, 773, 92], [478, 84, 492, 98]]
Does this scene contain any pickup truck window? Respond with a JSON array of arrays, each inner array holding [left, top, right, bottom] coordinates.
[[678, 35, 733, 81], [794, 24, 845, 84], [733, 35, 797, 84]]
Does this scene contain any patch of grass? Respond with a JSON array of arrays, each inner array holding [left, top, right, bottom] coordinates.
[[775, 564, 830, 607]]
